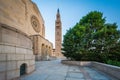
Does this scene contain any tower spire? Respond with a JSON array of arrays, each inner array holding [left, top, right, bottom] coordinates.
[[55, 9, 62, 57], [57, 8, 59, 13], [56, 8, 61, 22]]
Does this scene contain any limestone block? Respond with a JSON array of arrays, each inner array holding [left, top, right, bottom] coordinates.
[[0, 46, 1, 54], [16, 33, 28, 48], [32, 55, 35, 60], [2, 45, 16, 54], [0, 54, 6, 61], [2, 28, 17, 45], [7, 70, 19, 80], [29, 39, 33, 49], [29, 60, 35, 66], [0, 61, 6, 72], [26, 65, 35, 74], [7, 54, 16, 60], [32, 65, 35, 72], [31, 55, 35, 60], [7, 61, 17, 71], [25, 38, 32, 49], [35, 55, 42, 61], [17, 61, 25, 69], [27, 49, 33, 54], [80, 62, 92, 66], [16, 33, 22, 47], [17, 60, 29, 69], [16, 32, 32, 48], [24, 60, 30, 66], [0, 72, 6, 80], [0, 26, 2, 43], [16, 47, 27, 54], [16, 54, 25, 60], [25, 54, 33, 60]]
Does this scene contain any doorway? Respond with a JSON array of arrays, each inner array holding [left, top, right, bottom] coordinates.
[[20, 63, 26, 76]]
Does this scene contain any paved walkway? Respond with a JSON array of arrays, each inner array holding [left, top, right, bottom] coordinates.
[[20, 60, 116, 80]]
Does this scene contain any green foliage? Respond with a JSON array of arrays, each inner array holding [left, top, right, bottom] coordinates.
[[107, 60, 120, 67], [62, 11, 120, 63]]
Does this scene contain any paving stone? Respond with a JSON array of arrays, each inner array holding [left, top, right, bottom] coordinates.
[[67, 72, 84, 79], [68, 66, 81, 72], [66, 77, 85, 80], [47, 75, 65, 80], [83, 67, 110, 80], [20, 60, 115, 80]]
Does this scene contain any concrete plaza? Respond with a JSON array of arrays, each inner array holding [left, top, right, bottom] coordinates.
[[20, 60, 117, 80]]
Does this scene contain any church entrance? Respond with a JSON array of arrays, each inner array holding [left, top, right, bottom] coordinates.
[[20, 63, 26, 76]]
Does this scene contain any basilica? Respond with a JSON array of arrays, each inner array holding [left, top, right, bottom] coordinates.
[[0, 0, 62, 80]]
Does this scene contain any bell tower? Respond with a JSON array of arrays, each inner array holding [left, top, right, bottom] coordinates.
[[55, 9, 62, 57]]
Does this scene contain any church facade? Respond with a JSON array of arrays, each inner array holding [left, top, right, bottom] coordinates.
[[0, 0, 53, 80]]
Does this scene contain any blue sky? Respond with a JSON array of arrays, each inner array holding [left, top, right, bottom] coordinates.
[[32, 0, 120, 48]]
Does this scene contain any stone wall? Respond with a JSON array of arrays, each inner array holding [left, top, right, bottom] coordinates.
[[0, 0, 53, 60], [0, 0, 45, 37], [92, 62, 120, 79], [31, 35, 53, 61], [61, 60, 120, 79], [0, 0, 54, 79], [61, 60, 92, 66], [0, 25, 35, 80]]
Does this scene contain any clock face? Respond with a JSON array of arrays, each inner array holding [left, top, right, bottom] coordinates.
[[31, 15, 40, 33]]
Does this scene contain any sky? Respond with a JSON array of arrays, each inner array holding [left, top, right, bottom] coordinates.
[[32, 0, 120, 48]]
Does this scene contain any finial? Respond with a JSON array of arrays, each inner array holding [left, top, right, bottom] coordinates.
[[57, 8, 59, 13]]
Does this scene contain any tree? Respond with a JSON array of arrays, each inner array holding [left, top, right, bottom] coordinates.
[[62, 11, 120, 62]]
